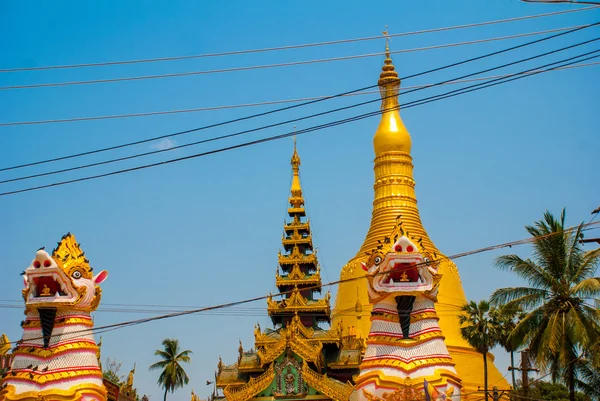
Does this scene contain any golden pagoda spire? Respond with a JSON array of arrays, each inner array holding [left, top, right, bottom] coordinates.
[[269, 139, 330, 327], [373, 31, 411, 156], [290, 133, 303, 203], [332, 41, 509, 392]]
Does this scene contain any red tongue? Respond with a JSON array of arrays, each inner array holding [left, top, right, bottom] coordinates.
[[34, 277, 59, 297]]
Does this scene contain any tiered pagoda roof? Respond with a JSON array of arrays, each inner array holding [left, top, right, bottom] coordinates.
[[268, 138, 330, 327], [213, 141, 362, 401]]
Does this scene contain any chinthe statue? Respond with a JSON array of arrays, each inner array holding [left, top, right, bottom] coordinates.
[[354, 226, 462, 401], [0, 233, 108, 401]]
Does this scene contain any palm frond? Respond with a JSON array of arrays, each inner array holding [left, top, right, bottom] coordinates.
[[571, 277, 600, 299], [149, 360, 169, 370], [490, 287, 548, 310], [494, 255, 556, 290], [149, 338, 193, 396]]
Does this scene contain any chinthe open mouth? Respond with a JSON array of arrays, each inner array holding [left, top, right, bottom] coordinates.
[[382, 261, 420, 284], [30, 274, 70, 299]]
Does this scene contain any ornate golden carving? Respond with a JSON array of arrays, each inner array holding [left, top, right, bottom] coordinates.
[[362, 385, 421, 401], [0, 383, 107, 401], [365, 330, 445, 347], [4, 368, 102, 385], [14, 341, 99, 358], [359, 356, 455, 373], [301, 361, 354, 401], [223, 363, 274, 401], [257, 341, 286, 365], [278, 251, 317, 267], [20, 316, 93, 329], [52, 233, 93, 279], [0, 333, 11, 356], [370, 310, 439, 324], [267, 286, 330, 315]]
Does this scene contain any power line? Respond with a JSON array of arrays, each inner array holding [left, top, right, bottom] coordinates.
[[2, 48, 598, 197], [1, 61, 598, 128], [1, 6, 596, 73], [0, 25, 589, 91], [1, 22, 596, 173], [4, 220, 598, 345], [2, 34, 598, 186], [403, 50, 600, 108]]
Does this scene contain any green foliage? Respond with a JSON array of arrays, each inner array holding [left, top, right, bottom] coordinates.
[[102, 357, 125, 386], [490, 209, 600, 401], [459, 300, 499, 354], [149, 338, 193, 401], [458, 299, 500, 401], [514, 380, 592, 401]]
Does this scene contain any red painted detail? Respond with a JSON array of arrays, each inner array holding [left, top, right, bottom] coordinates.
[[406, 245, 414, 253], [394, 245, 402, 252], [362, 353, 450, 362], [43, 259, 51, 267], [94, 270, 108, 284], [33, 260, 41, 268]]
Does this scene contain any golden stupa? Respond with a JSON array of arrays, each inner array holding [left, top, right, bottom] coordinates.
[[332, 44, 509, 393]]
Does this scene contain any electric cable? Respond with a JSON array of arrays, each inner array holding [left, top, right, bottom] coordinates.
[[2, 21, 595, 173], [2, 60, 598, 128], [1, 40, 598, 193], [400, 49, 600, 109], [0, 26, 588, 91], [3, 220, 598, 345], [1, 52, 597, 197], [1, 5, 596, 73]]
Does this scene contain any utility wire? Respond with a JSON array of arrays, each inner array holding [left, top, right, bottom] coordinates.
[[1, 6, 596, 73], [1, 49, 598, 197], [0, 25, 589, 91], [403, 50, 600, 108], [1, 21, 596, 173], [5, 220, 599, 345], [2, 34, 599, 186], [1, 61, 598, 128]]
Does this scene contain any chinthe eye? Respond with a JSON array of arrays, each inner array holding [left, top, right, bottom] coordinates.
[[424, 257, 430, 266], [374, 256, 382, 265], [72, 271, 82, 279]]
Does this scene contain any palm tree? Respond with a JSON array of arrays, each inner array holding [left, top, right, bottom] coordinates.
[[149, 338, 193, 401], [458, 300, 499, 401], [490, 209, 600, 401], [493, 305, 524, 389]]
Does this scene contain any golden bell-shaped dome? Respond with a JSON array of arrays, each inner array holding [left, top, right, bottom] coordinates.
[[333, 41, 509, 394], [373, 45, 411, 156]]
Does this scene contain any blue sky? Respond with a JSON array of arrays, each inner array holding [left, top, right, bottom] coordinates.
[[1, 1, 599, 400]]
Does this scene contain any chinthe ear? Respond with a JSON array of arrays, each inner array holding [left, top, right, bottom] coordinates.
[[93, 271, 108, 284]]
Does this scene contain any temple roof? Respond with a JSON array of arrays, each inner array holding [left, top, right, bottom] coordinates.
[[268, 140, 331, 326]]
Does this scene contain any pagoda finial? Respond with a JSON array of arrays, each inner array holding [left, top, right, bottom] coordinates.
[[378, 26, 399, 90], [289, 137, 303, 205], [383, 25, 390, 58], [373, 31, 411, 157]]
